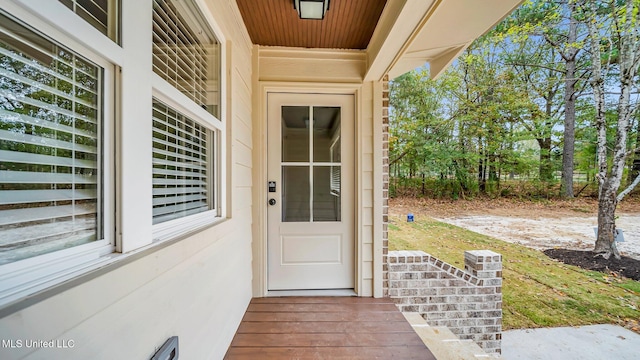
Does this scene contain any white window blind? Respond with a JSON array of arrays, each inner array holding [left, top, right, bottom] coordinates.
[[152, 99, 212, 224], [330, 166, 341, 196], [330, 136, 340, 196], [58, 0, 119, 42], [152, 0, 220, 117], [0, 12, 103, 265]]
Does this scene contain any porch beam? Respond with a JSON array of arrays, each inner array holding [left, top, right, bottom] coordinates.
[[365, 0, 523, 81]]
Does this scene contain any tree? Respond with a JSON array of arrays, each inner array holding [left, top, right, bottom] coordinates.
[[438, 41, 537, 195], [501, 0, 591, 196], [498, 35, 564, 181], [586, 0, 640, 259], [630, 112, 640, 183], [389, 69, 462, 195], [388, 44, 537, 198]]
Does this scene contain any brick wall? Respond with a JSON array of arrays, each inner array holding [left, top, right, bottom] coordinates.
[[387, 250, 503, 353], [382, 75, 390, 297]]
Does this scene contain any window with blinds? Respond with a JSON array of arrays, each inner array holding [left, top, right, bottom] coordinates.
[[0, 13, 103, 265], [59, 0, 120, 43], [152, 0, 221, 118], [152, 99, 213, 225]]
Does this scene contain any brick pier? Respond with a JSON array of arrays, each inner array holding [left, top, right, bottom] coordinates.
[[387, 250, 503, 353]]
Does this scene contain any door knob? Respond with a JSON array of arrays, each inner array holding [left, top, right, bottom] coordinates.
[[268, 198, 276, 206]]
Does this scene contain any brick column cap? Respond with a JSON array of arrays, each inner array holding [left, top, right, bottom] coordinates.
[[465, 250, 502, 262]]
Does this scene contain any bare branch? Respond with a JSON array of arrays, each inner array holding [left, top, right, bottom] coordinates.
[[617, 174, 640, 202], [579, 91, 640, 96], [389, 149, 412, 166], [623, 146, 640, 159], [505, 61, 565, 74], [543, 33, 569, 60]]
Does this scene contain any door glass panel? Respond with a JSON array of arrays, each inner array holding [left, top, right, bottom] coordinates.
[[313, 107, 340, 162], [282, 106, 309, 162], [313, 166, 341, 222], [282, 166, 310, 222]]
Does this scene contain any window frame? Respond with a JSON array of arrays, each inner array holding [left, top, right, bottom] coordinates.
[[0, 0, 228, 310], [0, 7, 116, 306], [58, 0, 121, 44], [14, 0, 123, 63], [150, 0, 227, 241], [151, 72, 225, 242]]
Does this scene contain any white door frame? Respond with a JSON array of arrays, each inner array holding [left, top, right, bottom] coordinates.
[[252, 83, 366, 297], [266, 92, 355, 291]]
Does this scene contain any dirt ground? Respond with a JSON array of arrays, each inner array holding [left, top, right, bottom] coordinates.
[[391, 197, 640, 280], [390, 197, 640, 261]]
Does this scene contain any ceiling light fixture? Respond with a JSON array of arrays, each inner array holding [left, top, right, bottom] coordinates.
[[293, 0, 330, 20]]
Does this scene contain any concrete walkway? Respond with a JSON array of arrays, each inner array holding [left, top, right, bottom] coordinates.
[[502, 325, 640, 360]]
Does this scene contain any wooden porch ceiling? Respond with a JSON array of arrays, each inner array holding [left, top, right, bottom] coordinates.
[[235, 0, 387, 49], [224, 297, 436, 359]]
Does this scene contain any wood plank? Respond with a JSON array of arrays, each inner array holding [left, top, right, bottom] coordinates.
[[242, 310, 407, 322], [225, 346, 436, 360], [231, 332, 427, 347], [225, 297, 437, 360], [237, 320, 416, 334], [236, 0, 387, 49], [247, 303, 398, 313], [251, 296, 394, 304]]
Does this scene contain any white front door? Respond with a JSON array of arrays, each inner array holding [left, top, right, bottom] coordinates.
[[267, 93, 355, 290]]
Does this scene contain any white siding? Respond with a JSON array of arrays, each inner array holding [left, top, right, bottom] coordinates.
[[360, 81, 376, 297], [0, 0, 254, 358], [0, 223, 252, 359], [258, 48, 366, 83]]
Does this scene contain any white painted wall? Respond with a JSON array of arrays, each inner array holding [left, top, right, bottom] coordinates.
[[0, 222, 252, 359], [0, 0, 254, 358]]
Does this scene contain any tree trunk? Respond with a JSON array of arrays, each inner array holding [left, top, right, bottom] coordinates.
[[489, 161, 498, 191], [631, 124, 640, 185], [478, 162, 486, 193], [489, 156, 498, 182], [594, 182, 620, 259], [478, 144, 485, 193], [538, 137, 553, 181], [587, 0, 639, 260], [560, 2, 578, 198], [560, 81, 576, 197], [539, 84, 555, 181]]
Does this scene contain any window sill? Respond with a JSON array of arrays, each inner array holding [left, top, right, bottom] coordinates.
[[152, 210, 225, 243], [0, 215, 229, 318], [0, 240, 114, 315]]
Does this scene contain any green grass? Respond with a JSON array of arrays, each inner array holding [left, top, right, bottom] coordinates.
[[389, 213, 640, 330]]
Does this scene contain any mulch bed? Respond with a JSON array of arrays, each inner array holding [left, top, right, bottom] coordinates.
[[544, 249, 640, 281]]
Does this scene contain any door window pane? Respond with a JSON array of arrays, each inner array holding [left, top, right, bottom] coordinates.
[[313, 107, 340, 162], [280, 105, 343, 223], [281, 106, 309, 162], [282, 166, 309, 222], [313, 166, 341, 221]]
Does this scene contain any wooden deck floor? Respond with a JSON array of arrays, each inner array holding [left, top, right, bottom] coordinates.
[[224, 297, 437, 359]]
